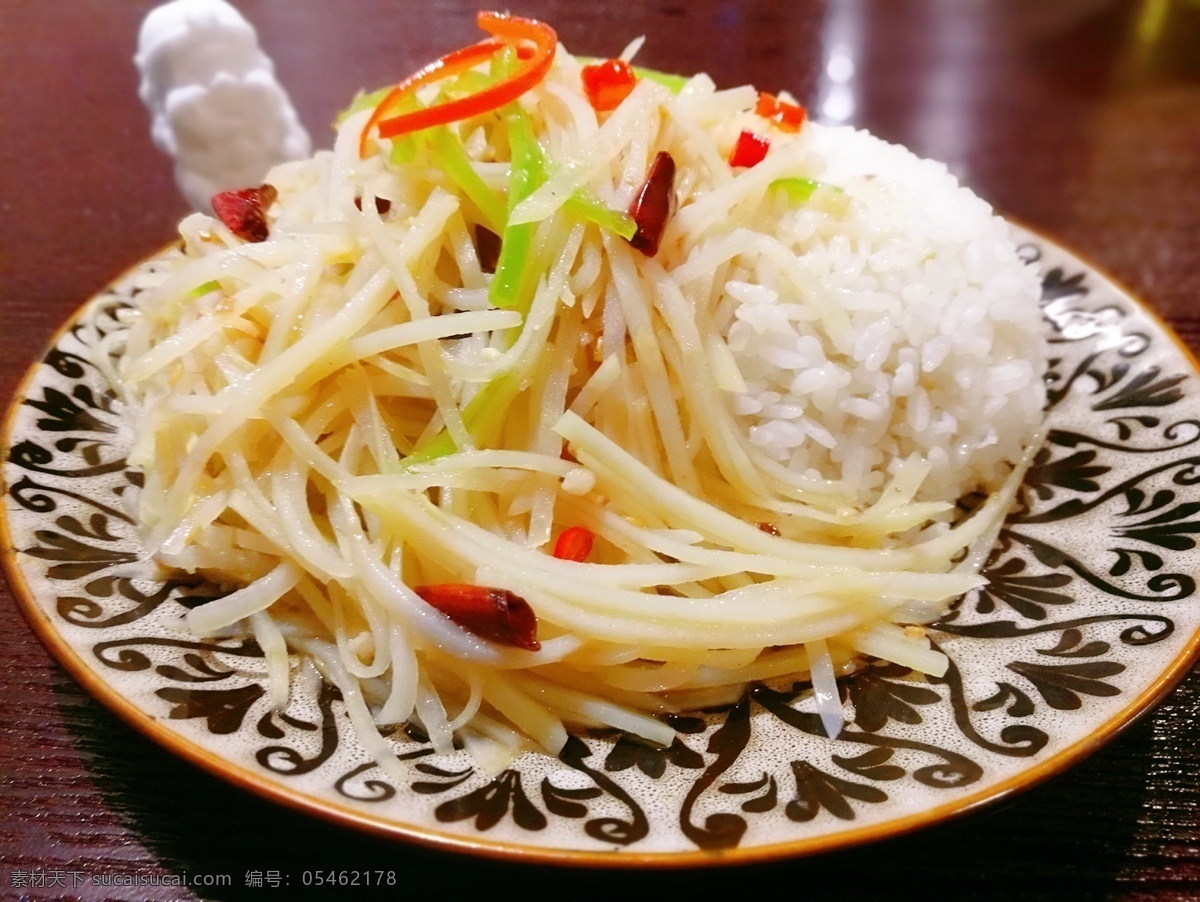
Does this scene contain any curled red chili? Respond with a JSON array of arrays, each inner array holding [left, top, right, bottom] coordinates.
[[414, 583, 540, 651], [359, 38, 505, 157], [627, 151, 676, 257], [211, 183, 277, 242], [360, 12, 557, 155], [729, 130, 770, 168], [552, 526, 595, 562]]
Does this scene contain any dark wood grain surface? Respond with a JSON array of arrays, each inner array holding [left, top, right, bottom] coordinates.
[[2, 2, 1198, 899]]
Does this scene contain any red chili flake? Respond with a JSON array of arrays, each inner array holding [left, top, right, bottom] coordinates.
[[627, 151, 676, 257], [211, 183, 277, 242], [757, 522, 781, 536], [414, 583, 540, 651], [729, 130, 770, 168], [754, 92, 807, 132], [474, 224, 502, 274], [581, 58, 637, 112], [552, 526, 595, 562]]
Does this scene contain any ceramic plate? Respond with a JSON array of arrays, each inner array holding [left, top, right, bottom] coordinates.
[[4, 229, 1200, 866]]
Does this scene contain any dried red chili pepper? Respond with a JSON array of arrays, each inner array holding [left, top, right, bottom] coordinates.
[[627, 151, 676, 257], [729, 130, 770, 168], [474, 224, 502, 274], [211, 184, 277, 242], [754, 92, 806, 132], [552, 526, 595, 562], [757, 521, 781, 536], [581, 58, 637, 112], [414, 583, 540, 651]]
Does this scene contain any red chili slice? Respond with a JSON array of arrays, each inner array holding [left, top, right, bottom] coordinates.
[[359, 38, 505, 157], [211, 184, 276, 242], [581, 59, 637, 112], [552, 526, 595, 562], [361, 12, 557, 153], [414, 583, 541, 651], [754, 92, 806, 132], [729, 130, 770, 168], [627, 151, 676, 257]]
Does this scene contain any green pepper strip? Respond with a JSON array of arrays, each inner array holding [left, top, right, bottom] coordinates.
[[564, 190, 636, 239], [446, 68, 494, 97], [335, 86, 394, 125], [770, 177, 840, 203], [403, 373, 521, 464], [386, 93, 425, 165], [491, 111, 636, 305], [488, 109, 548, 311], [490, 43, 519, 82], [429, 126, 508, 234], [631, 65, 689, 93]]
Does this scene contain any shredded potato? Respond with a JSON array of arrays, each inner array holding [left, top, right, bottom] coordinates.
[[108, 34, 1043, 774]]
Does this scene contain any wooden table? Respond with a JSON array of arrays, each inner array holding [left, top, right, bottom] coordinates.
[[2, 2, 1198, 898]]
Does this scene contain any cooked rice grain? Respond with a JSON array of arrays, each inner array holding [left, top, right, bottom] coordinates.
[[712, 124, 1044, 506]]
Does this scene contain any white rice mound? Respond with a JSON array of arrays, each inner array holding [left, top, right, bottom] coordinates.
[[723, 123, 1046, 507]]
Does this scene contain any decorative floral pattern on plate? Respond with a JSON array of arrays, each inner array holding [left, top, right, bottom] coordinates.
[[4, 231, 1200, 862]]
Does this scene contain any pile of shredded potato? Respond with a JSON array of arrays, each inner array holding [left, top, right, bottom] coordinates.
[[97, 20, 1040, 776]]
